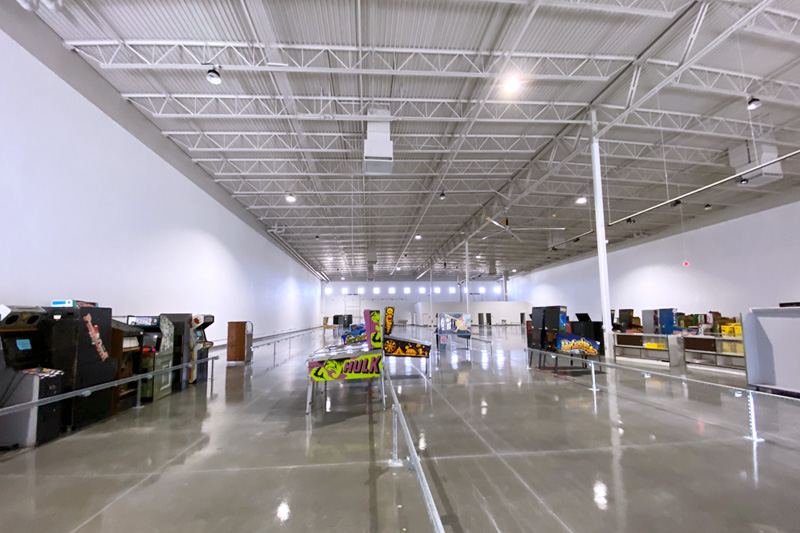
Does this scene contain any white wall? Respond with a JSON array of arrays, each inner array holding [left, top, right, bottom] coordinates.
[[508, 200, 800, 319], [414, 301, 531, 326], [322, 280, 507, 324], [0, 30, 320, 342]]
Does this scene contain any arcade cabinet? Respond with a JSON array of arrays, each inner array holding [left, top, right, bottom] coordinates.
[[227, 321, 253, 364], [110, 320, 143, 414], [127, 316, 172, 401], [189, 315, 214, 383], [568, 313, 605, 355], [44, 306, 117, 431], [0, 305, 64, 448], [159, 314, 193, 392]]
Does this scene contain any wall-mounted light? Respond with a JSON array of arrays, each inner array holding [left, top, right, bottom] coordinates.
[[206, 67, 222, 85], [324, 287, 332, 295], [285, 192, 296, 203], [449, 287, 456, 294], [747, 97, 762, 111], [434, 287, 441, 294], [403, 287, 411, 295], [388, 287, 396, 295]]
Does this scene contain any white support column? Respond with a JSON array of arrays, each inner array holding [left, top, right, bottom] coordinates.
[[465, 241, 470, 315], [590, 108, 614, 361], [429, 268, 434, 327]]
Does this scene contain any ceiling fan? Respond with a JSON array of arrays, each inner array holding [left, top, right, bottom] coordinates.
[[481, 216, 565, 242]]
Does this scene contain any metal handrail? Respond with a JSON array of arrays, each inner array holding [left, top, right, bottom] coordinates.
[[381, 364, 445, 533], [526, 347, 800, 403], [252, 327, 320, 348], [0, 355, 220, 418]]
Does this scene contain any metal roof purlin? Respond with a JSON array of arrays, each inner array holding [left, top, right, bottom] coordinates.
[[418, 0, 776, 274]]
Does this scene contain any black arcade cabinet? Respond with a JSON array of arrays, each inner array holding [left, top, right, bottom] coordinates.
[[569, 313, 605, 355], [44, 306, 117, 430]]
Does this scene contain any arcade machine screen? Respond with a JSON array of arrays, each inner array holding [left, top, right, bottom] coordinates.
[[127, 316, 159, 328]]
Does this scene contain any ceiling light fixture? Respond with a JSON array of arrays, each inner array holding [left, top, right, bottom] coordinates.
[[747, 97, 761, 111], [476, 255, 482, 259], [670, 199, 682, 208], [503, 75, 521, 94], [414, 234, 422, 240], [206, 67, 222, 85], [315, 235, 319, 239], [626, 218, 635, 224], [285, 192, 296, 203], [512, 269, 517, 273], [704, 204, 712, 211], [340, 276, 345, 281], [575, 196, 588, 205], [439, 191, 446, 201], [739, 177, 749, 185]]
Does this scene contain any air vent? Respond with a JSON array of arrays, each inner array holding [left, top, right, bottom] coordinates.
[[364, 109, 393, 174], [728, 140, 783, 187]]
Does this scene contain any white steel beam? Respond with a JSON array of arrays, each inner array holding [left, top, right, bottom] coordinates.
[[419, 0, 775, 273], [69, 40, 633, 82]]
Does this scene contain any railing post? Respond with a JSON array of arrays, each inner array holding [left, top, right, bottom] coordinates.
[[134, 376, 143, 409], [389, 405, 403, 467], [589, 361, 599, 392], [747, 391, 765, 443], [210, 358, 215, 382]]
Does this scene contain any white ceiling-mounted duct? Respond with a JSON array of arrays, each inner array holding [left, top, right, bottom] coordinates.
[[364, 109, 393, 175], [548, 232, 566, 251], [728, 140, 783, 187], [16, 0, 62, 11], [366, 248, 378, 281]]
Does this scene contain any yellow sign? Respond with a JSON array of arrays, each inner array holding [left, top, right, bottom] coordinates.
[[308, 353, 383, 381]]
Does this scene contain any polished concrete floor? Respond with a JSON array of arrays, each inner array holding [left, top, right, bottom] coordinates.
[[2, 326, 800, 532]]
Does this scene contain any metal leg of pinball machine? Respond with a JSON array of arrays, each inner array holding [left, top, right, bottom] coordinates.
[[306, 379, 313, 415], [380, 359, 386, 411]]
